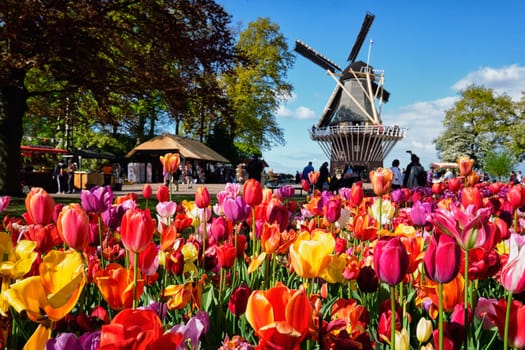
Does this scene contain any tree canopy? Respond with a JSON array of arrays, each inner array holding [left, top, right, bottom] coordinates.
[[1, 0, 238, 195], [434, 85, 522, 170]]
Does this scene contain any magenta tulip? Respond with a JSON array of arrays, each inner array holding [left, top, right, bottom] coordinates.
[[424, 233, 461, 283], [373, 237, 409, 286], [222, 196, 250, 223]]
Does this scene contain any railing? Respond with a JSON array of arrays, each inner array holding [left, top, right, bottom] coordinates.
[[309, 124, 407, 139]]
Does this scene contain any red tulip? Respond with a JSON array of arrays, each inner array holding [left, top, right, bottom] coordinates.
[[461, 186, 482, 212], [243, 179, 263, 207], [24, 187, 55, 225], [369, 168, 393, 196], [24, 223, 62, 254], [301, 178, 310, 192], [483, 298, 525, 349], [56, 204, 90, 251], [159, 153, 181, 175], [228, 284, 252, 317], [216, 243, 237, 269], [156, 185, 169, 203], [373, 237, 408, 286], [424, 233, 461, 283], [120, 208, 156, 254], [432, 182, 445, 195], [195, 185, 210, 209], [142, 184, 152, 199], [348, 181, 364, 208], [447, 177, 461, 192], [507, 184, 525, 209], [99, 308, 165, 349]]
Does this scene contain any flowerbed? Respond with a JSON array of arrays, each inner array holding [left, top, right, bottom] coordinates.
[[0, 154, 524, 350]]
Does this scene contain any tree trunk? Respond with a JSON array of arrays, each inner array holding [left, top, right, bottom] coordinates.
[[0, 71, 27, 196]]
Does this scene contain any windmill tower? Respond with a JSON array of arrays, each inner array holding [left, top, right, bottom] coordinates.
[[295, 12, 407, 175]]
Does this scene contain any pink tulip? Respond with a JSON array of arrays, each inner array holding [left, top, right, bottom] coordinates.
[[373, 237, 409, 286], [57, 204, 91, 251], [499, 233, 525, 294], [424, 233, 461, 283]]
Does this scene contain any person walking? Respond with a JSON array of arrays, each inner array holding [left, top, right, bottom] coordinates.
[[53, 159, 66, 193], [390, 159, 403, 190], [318, 161, 330, 191], [246, 154, 264, 182], [403, 154, 425, 189], [66, 160, 77, 193]]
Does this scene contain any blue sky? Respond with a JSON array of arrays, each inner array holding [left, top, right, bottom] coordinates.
[[219, 0, 525, 174]]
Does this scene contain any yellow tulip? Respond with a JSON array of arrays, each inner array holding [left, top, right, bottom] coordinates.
[[3, 250, 85, 322], [320, 253, 347, 284], [395, 328, 410, 350], [0, 233, 38, 317], [416, 317, 433, 343], [289, 229, 335, 279]]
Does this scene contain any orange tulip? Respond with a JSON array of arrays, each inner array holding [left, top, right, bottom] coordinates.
[[308, 171, 320, 186], [261, 223, 298, 255], [243, 179, 263, 207], [24, 187, 55, 225], [56, 203, 90, 251], [289, 229, 335, 279], [369, 168, 393, 196], [418, 274, 465, 319], [159, 153, 181, 174], [457, 156, 474, 177], [195, 185, 210, 209], [350, 212, 378, 241], [245, 282, 314, 349], [163, 276, 205, 310], [94, 263, 145, 310]]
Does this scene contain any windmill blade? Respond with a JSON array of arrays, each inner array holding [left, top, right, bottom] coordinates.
[[347, 12, 375, 63], [295, 40, 342, 73]]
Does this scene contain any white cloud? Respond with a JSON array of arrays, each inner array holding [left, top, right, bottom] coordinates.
[[453, 64, 525, 101], [276, 104, 316, 120]]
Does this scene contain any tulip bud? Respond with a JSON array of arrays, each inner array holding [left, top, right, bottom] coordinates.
[[373, 237, 408, 286], [507, 184, 525, 209], [424, 233, 461, 283], [308, 171, 320, 185], [195, 185, 210, 209], [457, 156, 474, 177], [369, 167, 393, 196], [25, 187, 55, 225], [142, 184, 152, 199], [57, 204, 90, 251], [159, 153, 181, 174], [461, 186, 482, 212], [156, 185, 169, 203], [228, 284, 252, 317], [416, 317, 433, 343], [243, 179, 263, 207], [120, 208, 156, 253]]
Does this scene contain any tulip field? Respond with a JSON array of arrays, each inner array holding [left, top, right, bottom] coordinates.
[[0, 153, 524, 349]]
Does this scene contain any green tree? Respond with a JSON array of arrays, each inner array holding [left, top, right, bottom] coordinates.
[[434, 85, 518, 168], [482, 150, 516, 181], [0, 0, 237, 195], [223, 17, 295, 155]]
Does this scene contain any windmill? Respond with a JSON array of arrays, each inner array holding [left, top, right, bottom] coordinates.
[[295, 12, 407, 175]]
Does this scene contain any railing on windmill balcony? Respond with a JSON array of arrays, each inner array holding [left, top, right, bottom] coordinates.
[[309, 123, 408, 164], [309, 123, 407, 139]]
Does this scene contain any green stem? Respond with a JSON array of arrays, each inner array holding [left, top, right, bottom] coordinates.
[[390, 285, 396, 350], [202, 209, 207, 266], [379, 196, 383, 231], [438, 282, 444, 350], [132, 252, 139, 309], [464, 250, 469, 350], [98, 215, 105, 269], [503, 290, 512, 350], [251, 207, 257, 257]]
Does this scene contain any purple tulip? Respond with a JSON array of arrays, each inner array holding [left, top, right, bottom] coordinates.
[[169, 311, 210, 349], [223, 196, 250, 223], [79, 331, 101, 350], [101, 204, 126, 231], [279, 185, 295, 198], [46, 333, 83, 350], [81, 186, 113, 213], [391, 189, 407, 204]]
